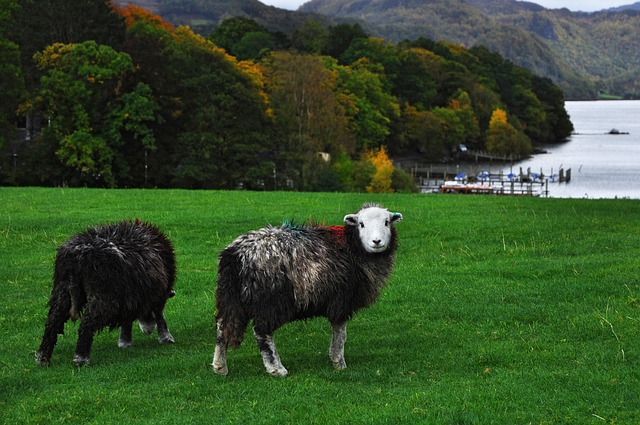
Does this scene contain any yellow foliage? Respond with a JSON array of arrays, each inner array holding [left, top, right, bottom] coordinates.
[[365, 146, 394, 193], [34, 43, 75, 70], [489, 108, 508, 127], [238, 60, 273, 119]]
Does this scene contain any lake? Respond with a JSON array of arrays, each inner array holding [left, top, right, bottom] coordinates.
[[507, 100, 640, 199]]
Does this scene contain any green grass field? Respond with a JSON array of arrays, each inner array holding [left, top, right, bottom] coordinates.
[[1, 187, 639, 424]]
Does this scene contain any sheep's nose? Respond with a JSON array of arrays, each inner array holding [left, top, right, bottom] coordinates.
[[372, 239, 381, 246]]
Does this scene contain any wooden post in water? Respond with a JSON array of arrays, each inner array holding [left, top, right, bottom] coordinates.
[[545, 179, 549, 197]]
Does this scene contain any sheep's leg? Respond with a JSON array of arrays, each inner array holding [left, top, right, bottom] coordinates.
[[73, 300, 108, 366], [118, 322, 133, 348], [212, 319, 229, 375], [68, 276, 82, 322], [254, 327, 288, 377], [138, 312, 157, 335], [154, 310, 175, 344], [329, 321, 347, 370], [36, 294, 71, 366]]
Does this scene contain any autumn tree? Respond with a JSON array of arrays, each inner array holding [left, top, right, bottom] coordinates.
[[485, 108, 531, 157], [119, 9, 274, 189], [365, 146, 394, 193]]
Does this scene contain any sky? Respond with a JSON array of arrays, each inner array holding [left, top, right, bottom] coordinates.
[[258, 0, 635, 12]]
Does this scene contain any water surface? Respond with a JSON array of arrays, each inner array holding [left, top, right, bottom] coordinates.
[[507, 100, 640, 199]]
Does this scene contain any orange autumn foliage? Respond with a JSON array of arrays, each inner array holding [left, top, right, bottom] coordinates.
[[113, 4, 174, 31]]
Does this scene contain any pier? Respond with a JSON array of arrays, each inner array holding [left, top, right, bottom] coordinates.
[[403, 163, 572, 197]]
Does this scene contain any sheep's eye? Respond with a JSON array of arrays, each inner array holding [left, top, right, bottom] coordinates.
[[384, 219, 389, 227], [359, 222, 365, 228]]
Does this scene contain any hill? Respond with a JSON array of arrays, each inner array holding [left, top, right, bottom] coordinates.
[[112, 0, 640, 99], [300, 0, 640, 99], [607, 2, 640, 12], [112, 0, 330, 35]]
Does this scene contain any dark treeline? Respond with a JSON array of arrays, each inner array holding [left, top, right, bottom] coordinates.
[[0, 0, 573, 191]]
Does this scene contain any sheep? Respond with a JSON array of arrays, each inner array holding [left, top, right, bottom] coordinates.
[[212, 203, 403, 376], [36, 219, 177, 367]]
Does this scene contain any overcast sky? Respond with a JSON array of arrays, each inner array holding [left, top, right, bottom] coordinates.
[[259, 0, 635, 12]]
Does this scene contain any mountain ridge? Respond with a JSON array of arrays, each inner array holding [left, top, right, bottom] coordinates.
[[300, 0, 640, 99], [113, 0, 640, 99]]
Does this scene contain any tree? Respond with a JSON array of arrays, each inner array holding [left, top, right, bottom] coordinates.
[[341, 38, 438, 110], [532, 75, 573, 142], [485, 108, 531, 157], [401, 104, 447, 160], [262, 52, 353, 190], [208, 17, 275, 60], [0, 0, 25, 182], [0, 34, 23, 149], [119, 9, 274, 189], [365, 146, 394, 193], [233, 32, 275, 61], [10, 0, 125, 88], [291, 20, 329, 54], [209, 17, 266, 52], [323, 23, 368, 60], [26, 41, 158, 186], [331, 58, 400, 151]]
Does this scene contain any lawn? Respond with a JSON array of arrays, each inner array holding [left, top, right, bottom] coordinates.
[[1, 187, 639, 424]]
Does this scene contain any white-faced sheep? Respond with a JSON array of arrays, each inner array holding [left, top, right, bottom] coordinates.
[[36, 219, 177, 367], [212, 203, 403, 376]]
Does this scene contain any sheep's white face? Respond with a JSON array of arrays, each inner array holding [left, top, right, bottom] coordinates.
[[344, 206, 403, 253]]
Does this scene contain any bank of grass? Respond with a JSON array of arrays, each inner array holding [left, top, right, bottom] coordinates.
[[1, 187, 639, 424]]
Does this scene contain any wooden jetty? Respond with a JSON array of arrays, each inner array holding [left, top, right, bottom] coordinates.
[[402, 163, 571, 197]]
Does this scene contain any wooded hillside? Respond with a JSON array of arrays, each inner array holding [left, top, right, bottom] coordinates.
[[112, 0, 640, 99], [301, 0, 640, 99], [1, 0, 572, 190]]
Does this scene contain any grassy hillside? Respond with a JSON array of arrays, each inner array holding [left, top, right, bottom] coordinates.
[[2, 187, 639, 423]]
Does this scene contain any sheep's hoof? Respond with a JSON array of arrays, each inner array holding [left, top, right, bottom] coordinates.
[[212, 364, 228, 376], [35, 351, 50, 366], [267, 367, 289, 377], [158, 333, 175, 344], [73, 354, 90, 367], [118, 339, 132, 348], [138, 321, 157, 335], [332, 359, 347, 370]]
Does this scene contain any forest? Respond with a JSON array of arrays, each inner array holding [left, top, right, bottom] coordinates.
[[0, 0, 573, 191]]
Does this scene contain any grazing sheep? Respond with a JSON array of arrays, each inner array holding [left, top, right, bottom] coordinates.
[[212, 203, 403, 376], [36, 219, 177, 367]]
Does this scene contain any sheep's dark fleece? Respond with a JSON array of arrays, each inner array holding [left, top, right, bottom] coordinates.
[[36, 219, 176, 367], [212, 203, 403, 376]]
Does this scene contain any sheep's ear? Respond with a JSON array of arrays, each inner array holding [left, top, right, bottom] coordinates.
[[344, 214, 359, 226], [390, 212, 403, 223]]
